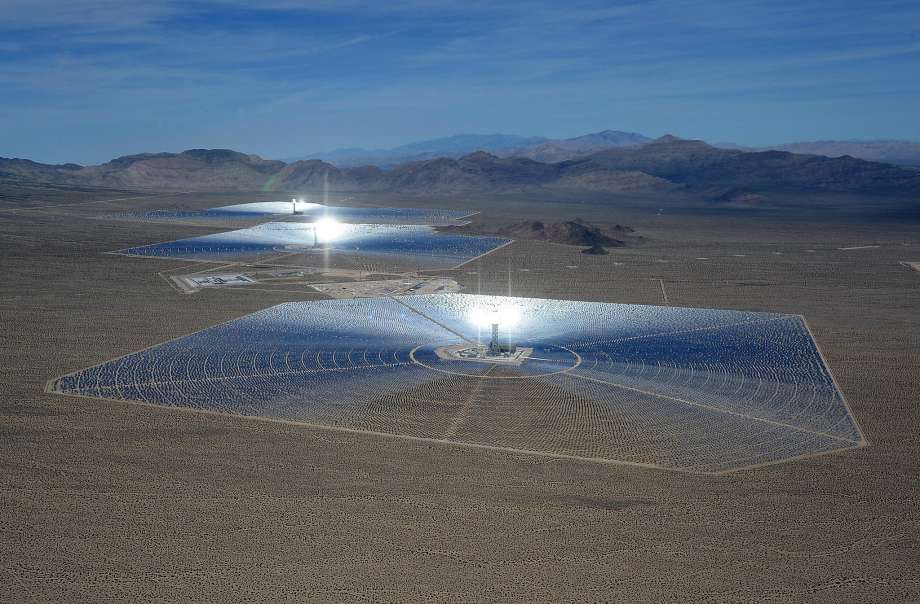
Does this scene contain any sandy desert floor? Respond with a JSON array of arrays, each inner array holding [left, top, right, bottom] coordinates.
[[1, 187, 918, 600]]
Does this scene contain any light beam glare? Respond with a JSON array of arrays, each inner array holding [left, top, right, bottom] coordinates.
[[468, 304, 522, 329], [313, 217, 346, 244]]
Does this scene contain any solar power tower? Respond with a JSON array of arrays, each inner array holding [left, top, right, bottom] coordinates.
[[488, 321, 516, 356]]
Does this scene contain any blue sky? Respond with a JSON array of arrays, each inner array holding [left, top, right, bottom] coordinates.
[[2, 0, 920, 164]]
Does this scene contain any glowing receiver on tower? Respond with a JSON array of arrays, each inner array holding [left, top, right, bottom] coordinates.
[[470, 306, 520, 357]]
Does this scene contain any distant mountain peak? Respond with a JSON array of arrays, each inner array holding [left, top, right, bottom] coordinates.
[[178, 149, 277, 164], [294, 130, 652, 167], [581, 129, 649, 141], [645, 135, 717, 152], [461, 150, 500, 161]]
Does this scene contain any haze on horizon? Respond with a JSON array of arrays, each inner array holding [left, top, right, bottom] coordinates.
[[2, 0, 920, 165]]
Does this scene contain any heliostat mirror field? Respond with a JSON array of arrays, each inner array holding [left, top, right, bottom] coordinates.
[[114, 222, 510, 268], [49, 295, 866, 474], [119, 202, 475, 226]]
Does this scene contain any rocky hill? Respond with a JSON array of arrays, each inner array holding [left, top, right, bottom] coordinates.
[[0, 149, 288, 191], [78, 149, 287, 190], [440, 220, 639, 247], [0, 158, 84, 183]]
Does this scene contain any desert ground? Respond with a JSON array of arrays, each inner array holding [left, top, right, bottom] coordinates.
[[1, 185, 918, 600]]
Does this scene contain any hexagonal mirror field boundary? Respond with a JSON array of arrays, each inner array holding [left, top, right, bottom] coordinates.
[[49, 294, 867, 474]]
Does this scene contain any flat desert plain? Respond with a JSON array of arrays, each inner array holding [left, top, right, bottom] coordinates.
[[1, 187, 918, 600]]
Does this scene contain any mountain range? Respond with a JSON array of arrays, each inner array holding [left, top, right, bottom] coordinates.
[[289, 130, 650, 167], [755, 140, 920, 167], [296, 130, 920, 168], [3, 136, 920, 197]]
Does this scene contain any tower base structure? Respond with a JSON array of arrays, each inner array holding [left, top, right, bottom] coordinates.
[[435, 344, 533, 366]]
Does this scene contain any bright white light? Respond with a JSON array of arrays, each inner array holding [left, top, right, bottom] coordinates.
[[292, 198, 322, 211], [469, 304, 521, 329], [313, 217, 347, 243]]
